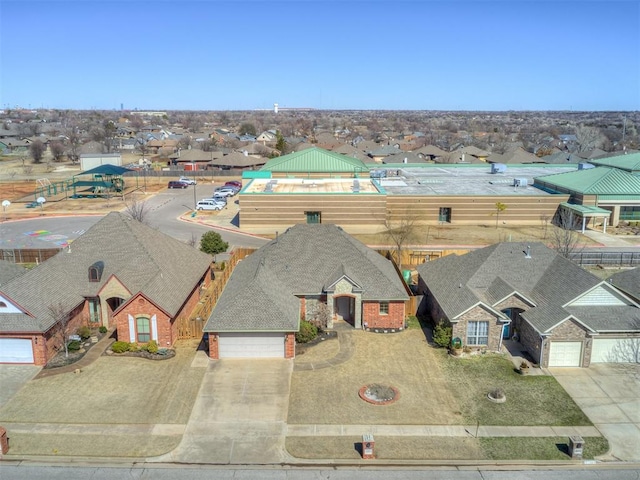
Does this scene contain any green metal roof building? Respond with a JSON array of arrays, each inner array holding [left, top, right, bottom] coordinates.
[[590, 152, 640, 175], [535, 167, 640, 224], [260, 147, 368, 177]]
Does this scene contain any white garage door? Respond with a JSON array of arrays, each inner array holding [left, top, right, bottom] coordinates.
[[549, 341, 582, 367], [0, 338, 35, 363], [218, 333, 285, 358], [592, 338, 640, 363]]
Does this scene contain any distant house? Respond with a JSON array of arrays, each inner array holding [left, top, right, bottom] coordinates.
[[203, 224, 409, 359], [368, 145, 402, 163], [0, 213, 213, 365], [417, 242, 640, 367], [608, 268, 640, 303]]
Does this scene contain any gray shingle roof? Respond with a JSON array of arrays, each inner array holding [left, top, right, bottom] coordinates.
[[417, 242, 639, 333], [0, 212, 212, 333], [0, 260, 27, 287], [204, 224, 408, 332], [608, 268, 640, 302]]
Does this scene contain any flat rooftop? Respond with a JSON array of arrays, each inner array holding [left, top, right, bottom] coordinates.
[[243, 178, 381, 194], [380, 164, 578, 196]]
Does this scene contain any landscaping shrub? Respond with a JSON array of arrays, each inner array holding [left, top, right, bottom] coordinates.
[[295, 320, 318, 343], [67, 340, 82, 351], [146, 340, 159, 354], [76, 325, 91, 340], [111, 341, 130, 353], [433, 321, 452, 348], [99, 326, 107, 334], [129, 342, 140, 352]]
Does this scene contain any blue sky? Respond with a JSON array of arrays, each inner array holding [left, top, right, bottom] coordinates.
[[1, 1, 638, 111]]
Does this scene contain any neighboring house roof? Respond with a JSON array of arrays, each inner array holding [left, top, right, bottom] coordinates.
[[489, 148, 541, 164], [204, 224, 408, 333], [589, 152, 640, 173], [260, 147, 369, 173], [369, 145, 402, 157], [608, 268, 640, 302], [0, 212, 212, 334], [535, 166, 640, 196], [0, 260, 26, 287], [332, 144, 372, 163], [382, 152, 429, 164], [540, 151, 584, 165], [417, 242, 639, 334], [169, 148, 223, 161], [414, 145, 448, 157], [210, 151, 267, 168]]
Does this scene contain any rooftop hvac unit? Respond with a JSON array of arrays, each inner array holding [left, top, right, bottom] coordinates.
[[491, 163, 507, 174], [514, 178, 528, 187], [578, 162, 595, 170], [370, 169, 387, 179]]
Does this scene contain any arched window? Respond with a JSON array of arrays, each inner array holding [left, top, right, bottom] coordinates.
[[0, 301, 6, 308], [88, 266, 99, 282]]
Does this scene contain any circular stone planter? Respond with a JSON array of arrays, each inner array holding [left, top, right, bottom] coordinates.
[[359, 384, 400, 405], [487, 390, 507, 404]]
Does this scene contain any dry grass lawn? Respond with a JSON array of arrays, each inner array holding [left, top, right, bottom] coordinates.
[[0, 340, 204, 425], [288, 328, 463, 425]]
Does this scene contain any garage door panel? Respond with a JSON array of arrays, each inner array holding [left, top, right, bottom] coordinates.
[[0, 338, 35, 363], [218, 333, 285, 358], [549, 341, 582, 367], [592, 338, 640, 363]]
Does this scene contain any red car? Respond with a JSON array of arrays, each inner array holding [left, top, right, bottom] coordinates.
[[168, 181, 189, 189], [224, 180, 242, 189]]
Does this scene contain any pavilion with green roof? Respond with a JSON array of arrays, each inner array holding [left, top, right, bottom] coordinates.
[[260, 147, 368, 177], [535, 166, 640, 225]]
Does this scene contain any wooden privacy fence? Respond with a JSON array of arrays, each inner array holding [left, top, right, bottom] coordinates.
[[0, 248, 62, 264], [176, 247, 256, 340]]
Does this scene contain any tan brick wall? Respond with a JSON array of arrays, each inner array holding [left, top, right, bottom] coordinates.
[[362, 301, 405, 330], [493, 296, 532, 313], [98, 276, 131, 328], [540, 318, 590, 368], [454, 305, 503, 352]]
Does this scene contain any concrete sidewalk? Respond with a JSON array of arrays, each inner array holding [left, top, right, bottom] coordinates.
[[582, 229, 640, 247], [286, 424, 601, 438]]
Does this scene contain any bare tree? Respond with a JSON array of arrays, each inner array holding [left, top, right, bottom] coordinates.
[[384, 213, 418, 267], [50, 140, 65, 162], [539, 213, 551, 239], [49, 302, 73, 358], [125, 196, 149, 223], [186, 232, 198, 247], [309, 302, 331, 331], [29, 139, 46, 163], [492, 202, 507, 229], [576, 125, 604, 152], [550, 208, 583, 259], [64, 126, 82, 164]]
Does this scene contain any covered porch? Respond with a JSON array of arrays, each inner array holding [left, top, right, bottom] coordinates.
[[560, 202, 612, 234]]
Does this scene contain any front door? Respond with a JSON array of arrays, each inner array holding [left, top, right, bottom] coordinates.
[[335, 296, 353, 325]]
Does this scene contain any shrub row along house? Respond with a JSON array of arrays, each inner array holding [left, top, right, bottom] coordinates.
[[203, 224, 410, 359], [417, 242, 640, 367], [0, 213, 213, 365]]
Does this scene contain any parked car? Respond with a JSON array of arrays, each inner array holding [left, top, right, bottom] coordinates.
[[200, 197, 226, 206], [168, 181, 189, 189], [212, 187, 237, 197], [196, 200, 224, 211], [179, 177, 197, 185], [224, 180, 242, 189]]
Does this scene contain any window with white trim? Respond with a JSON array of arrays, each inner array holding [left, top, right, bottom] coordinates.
[[467, 321, 489, 345], [136, 316, 150, 343], [379, 301, 389, 315]]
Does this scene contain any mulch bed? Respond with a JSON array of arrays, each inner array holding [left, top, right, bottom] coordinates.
[[104, 348, 176, 360], [44, 332, 107, 369]]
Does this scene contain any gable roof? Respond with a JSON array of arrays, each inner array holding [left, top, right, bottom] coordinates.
[[0, 212, 212, 333], [0, 260, 27, 287], [417, 242, 639, 333], [260, 147, 368, 173], [204, 224, 408, 332]]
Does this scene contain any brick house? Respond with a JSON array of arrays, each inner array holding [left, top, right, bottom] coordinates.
[[0, 212, 213, 365], [417, 242, 640, 367], [203, 224, 409, 359]]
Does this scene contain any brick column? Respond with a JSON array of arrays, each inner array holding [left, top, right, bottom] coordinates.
[[208, 333, 219, 359]]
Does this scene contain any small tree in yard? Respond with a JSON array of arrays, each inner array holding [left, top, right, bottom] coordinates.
[[200, 231, 229, 258], [309, 302, 332, 330], [49, 140, 65, 162], [384, 213, 418, 267], [492, 202, 507, 229], [432, 321, 452, 348], [551, 208, 583, 259], [49, 302, 73, 358], [125, 196, 149, 224]]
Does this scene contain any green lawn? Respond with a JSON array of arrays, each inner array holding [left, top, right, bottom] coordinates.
[[480, 437, 609, 460], [438, 352, 592, 426]]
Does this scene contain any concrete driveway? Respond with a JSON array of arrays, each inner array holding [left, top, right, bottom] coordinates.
[[0, 365, 40, 408], [550, 363, 640, 461], [153, 358, 293, 464]]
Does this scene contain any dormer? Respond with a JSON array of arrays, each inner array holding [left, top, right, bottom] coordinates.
[[88, 261, 104, 283]]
